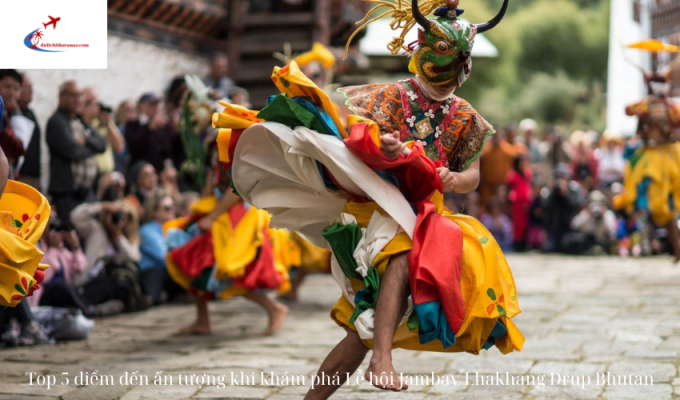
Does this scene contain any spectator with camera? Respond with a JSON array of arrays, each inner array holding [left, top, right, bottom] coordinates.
[[570, 190, 617, 254], [37, 212, 133, 317], [70, 200, 140, 287], [29, 216, 87, 308], [82, 87, 125, 175]]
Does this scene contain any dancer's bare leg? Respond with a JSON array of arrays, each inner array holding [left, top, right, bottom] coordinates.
[[365, 253, 410, 391], [243, 292, 289, 335], [666, 213, 680, 263], [177, 298, 212, 335], [280, 267, 308, 302], [304, 330, 369, 400]]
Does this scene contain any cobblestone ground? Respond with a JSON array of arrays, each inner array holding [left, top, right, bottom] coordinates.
[[2, 254, 680, 399]]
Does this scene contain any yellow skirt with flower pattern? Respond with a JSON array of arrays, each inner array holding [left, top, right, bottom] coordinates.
[[330, 194, 524, 354], [0, 180, 50, 307]]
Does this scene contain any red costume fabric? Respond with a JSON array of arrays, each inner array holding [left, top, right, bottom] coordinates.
[[344, 122, 465, 333]]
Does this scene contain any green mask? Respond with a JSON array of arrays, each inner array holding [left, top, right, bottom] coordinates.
[[410, 0, 508, 88]]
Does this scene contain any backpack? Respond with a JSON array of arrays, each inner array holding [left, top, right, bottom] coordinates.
[[99, 255, 148, 313]]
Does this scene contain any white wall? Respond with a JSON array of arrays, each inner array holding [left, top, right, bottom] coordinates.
[[23, 34, 210, 191], [606, 0, 650, 137]]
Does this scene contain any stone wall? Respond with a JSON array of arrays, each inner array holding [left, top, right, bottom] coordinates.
[[24, 34, 210, 191]]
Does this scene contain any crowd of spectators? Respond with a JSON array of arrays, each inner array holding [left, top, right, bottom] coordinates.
[[0, 56, 254, 346], [447, 118, 671, 258]]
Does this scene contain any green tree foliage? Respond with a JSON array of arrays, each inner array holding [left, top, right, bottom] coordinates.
[[461, 0, 610, 131]]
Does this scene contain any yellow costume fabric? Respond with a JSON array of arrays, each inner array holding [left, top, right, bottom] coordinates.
[[0, 180, 50, 307], [330, 195, 523, 354], [614, 98, 680, 225], [291, 233, 330, 272], [165, 196, 294, 300], [614, 143, 680, 226], [271, 61, 347, 138]]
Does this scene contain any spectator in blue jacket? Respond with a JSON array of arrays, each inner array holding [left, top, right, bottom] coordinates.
[[139, 189, 184, 304]]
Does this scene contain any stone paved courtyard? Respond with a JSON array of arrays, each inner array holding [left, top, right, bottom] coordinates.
[[2, 254, 680, 399]]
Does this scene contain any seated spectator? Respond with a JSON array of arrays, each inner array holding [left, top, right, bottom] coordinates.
[[126, 161, 158, 216], [29, 216, 87, 308], [37, 214, 132, 318], [177, 191, 200, 217], [126, 161, 179, 220], [570, 190, 617, 254], [597, 133, 625, 190], [70, 200, 141, 287], [139, 189, 185, 304], [96, 171, 126, 202], [480, 197, 514, 252], [543, 164, 585, 253]]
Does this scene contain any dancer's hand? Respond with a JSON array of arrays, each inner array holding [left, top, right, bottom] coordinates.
[[380, 131, 405, 160], [437, 167, 457, 193], [197, 215, 213, 232]]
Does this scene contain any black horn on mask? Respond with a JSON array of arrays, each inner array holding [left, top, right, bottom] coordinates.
[[412, 0, 431, 32], [474, 0, 509, 33]]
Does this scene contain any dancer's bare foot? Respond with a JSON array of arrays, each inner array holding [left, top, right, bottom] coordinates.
[[175, 322, 213, 336], [279, 290, 299, 302], [264, 303, 288, 335], [365, 357, 408, 391]]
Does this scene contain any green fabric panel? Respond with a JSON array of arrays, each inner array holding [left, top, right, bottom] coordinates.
[[257, 94, 330, 134], [349, 267, 381, 324], [322, 222, 363, 280], [191, 267, 214, 291], [407, 312, 419, 331]]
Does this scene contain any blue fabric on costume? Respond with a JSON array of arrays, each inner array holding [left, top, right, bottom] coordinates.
[[165, 228, 195, 250], [0, 95, 4, 130], [483, 320, 508, 350], [414, 301, 457, 349], [291, 96, 343, 140], [636, 178, 651, 212]]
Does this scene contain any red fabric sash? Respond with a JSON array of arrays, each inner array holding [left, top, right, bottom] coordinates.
[[232, 229, 282, 291], [344, 122, 465, 333], [171, 232, 216, 278]]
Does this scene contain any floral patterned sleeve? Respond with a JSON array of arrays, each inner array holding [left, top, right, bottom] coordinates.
[[448, 102, 495, 172]]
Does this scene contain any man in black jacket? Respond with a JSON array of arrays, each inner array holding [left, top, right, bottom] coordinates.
[[47, 81, 106, 226]]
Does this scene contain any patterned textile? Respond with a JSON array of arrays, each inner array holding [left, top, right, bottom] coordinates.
[[339, 78, 493, 171]]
